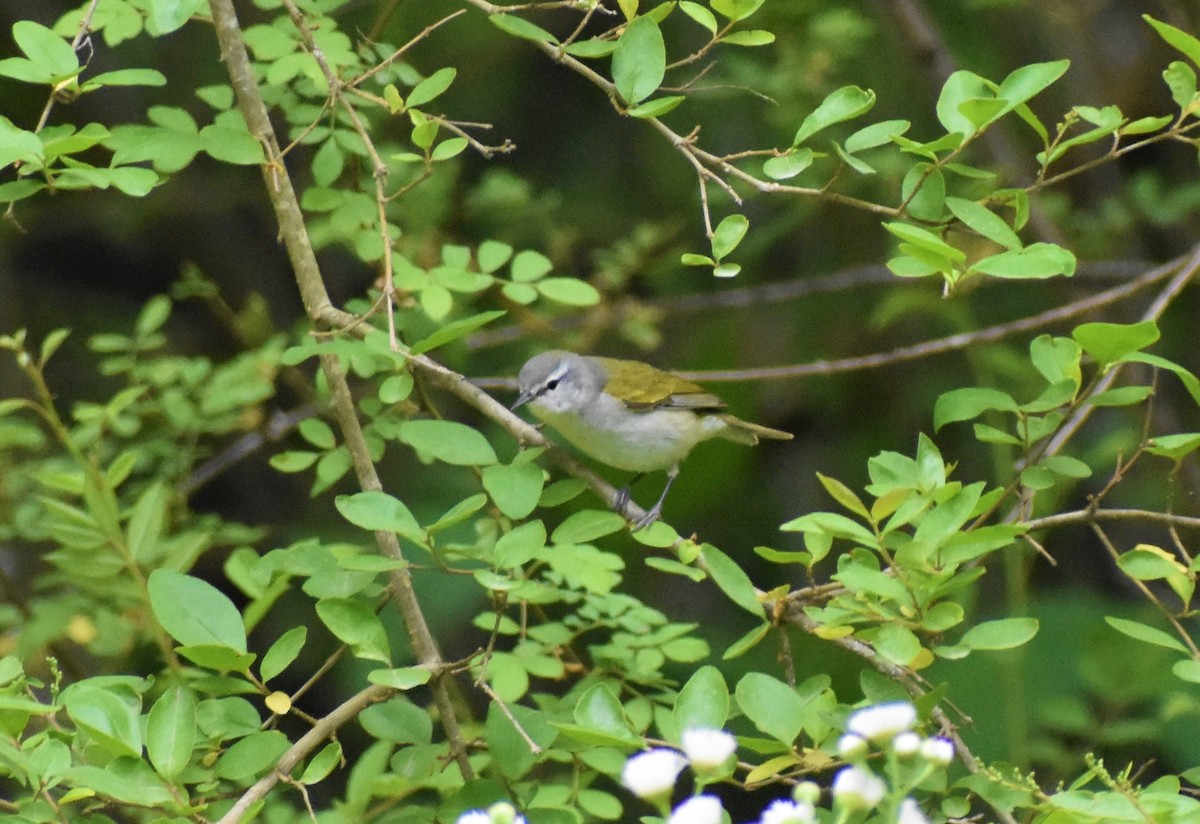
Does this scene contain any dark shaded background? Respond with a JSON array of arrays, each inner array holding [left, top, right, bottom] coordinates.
[[3, 0, 1200, 788]]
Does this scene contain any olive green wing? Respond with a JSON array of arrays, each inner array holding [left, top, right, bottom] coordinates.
[[595, 356, 726, 411]]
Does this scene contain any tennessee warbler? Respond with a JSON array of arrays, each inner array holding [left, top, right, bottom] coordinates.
[[513, 350, 792, 528]]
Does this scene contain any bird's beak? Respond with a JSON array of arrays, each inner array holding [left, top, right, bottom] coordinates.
[[511, 388, 534, 411]]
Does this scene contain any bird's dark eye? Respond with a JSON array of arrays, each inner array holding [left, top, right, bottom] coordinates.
[[546, 378, 560, 390]]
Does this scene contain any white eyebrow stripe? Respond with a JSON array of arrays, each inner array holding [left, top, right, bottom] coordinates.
[[547, 362, 571, 383]]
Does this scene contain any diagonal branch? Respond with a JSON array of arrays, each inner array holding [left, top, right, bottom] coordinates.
[[206, 1, 475, 817]]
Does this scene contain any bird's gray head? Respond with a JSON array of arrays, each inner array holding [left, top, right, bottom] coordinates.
[[512, 350, 605, 414]]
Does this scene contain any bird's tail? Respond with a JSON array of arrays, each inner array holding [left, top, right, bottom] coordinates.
[[716, 414, 793, 445]]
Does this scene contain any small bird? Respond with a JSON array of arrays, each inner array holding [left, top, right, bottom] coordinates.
[[512, 350, 793, 529]]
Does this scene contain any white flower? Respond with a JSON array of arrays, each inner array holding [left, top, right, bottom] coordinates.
[[681, 728, 738, 771], [831, 765, 886, 810], [668, 795, 724, 824], [792, 781, 820, 806], [921, 736, 955, 766], [759, 798, 816, 824], [486, 802, 526, 824], [846, 701, 917, 742], [837, 733, 868, 759], [621, 748, 687, 800], [898, 798, 930, 824], [892, 731, 921, 756], [455, 803, 526, 824]]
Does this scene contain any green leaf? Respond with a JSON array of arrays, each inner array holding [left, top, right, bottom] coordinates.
[[551, 509, 627, 544], [336, 490, 423, 542], [711, 0, 765, 21], [711, 214, 749, 261], [176, 644, 255, 673], [883, 222, 965, 263], [1163, 61, 1199, 112], [482, 462, 545, 519], [836, 563, 910, 603], [359, 697, 432, 744], [563, 38, 618, 58], [997, 60, 1070, 109], [126, 480, 169, 562], [486, 702, 558, 780], [148, 569, 247, 652], [0, 117, 43, 168], [1146, 433, 1200, 462], [12, 21, 79, 80], [368, 666, 433, 690], [300, 742, 342, 785], [1029, 334, 1082, 387], [721, 30, 775, 47], [960, 617, 1039, 650], [872, 624, 923, 666], [675, 665, 730, 733], [81, 68, 167, 90], [970, 243, 1076, 279], [199, 122, 263, 165], [701, 544, 764, 617], [844, 119, 910, 153], [612, 15, 666, 105], [679, 1, 718, 32], [426, 493, 488, 533], [64, 686, 142, 759], [536, 277, 602, 306], [628, 95, 685, 118], [407, 67, 456, 109], [1072, 320, 1159, 371], [477, 240, 514, 272], [945, 197, 1022, 250], [146, 685, 197, 780], [1117, 545, 1187, 581], [735, 672, 805, 745], [900, 163, 945, 222], [146, 0, 204, 34], [400, 419, 498, 466], [762, 149, 813, 180], [1173, 660, 1200, 684], [573, 683, 632, 738], [1145, 15, 1200, 69], [214, 730, 290, 780], [260, 626, 307, 682], [793, 85, 876, 146], [431, 137, 468, 161], [315, 598, 392, 664], [493, 521, 547, 569], [934, 387, 1019, 430], [510, 249, 552, 281], [64, 761, 174, 807], [1105, 615, 1188, 652], [488, 14, 559, 44], [1039, 105, 1125, 165], [936, 70, 992, 135], [1039, 455, 1091, 479], [816, 473, 870, 519], [1125, 352, 1200, 406], [410, 310, 505, 354]]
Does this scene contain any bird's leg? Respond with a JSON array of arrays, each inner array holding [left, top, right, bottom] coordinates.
[[613, 473, 645, 517], [630, 465, 679, 531]]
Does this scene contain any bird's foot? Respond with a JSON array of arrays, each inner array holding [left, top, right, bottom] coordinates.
[[612, 486, 659, 530], [629, 503, 662, 531]]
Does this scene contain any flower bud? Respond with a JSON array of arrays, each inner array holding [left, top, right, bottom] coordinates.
[[832, 765, 886, 811], [621, 748, 687, 801], [846, 701, 916, 743], [681, 728, 737, 772]]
